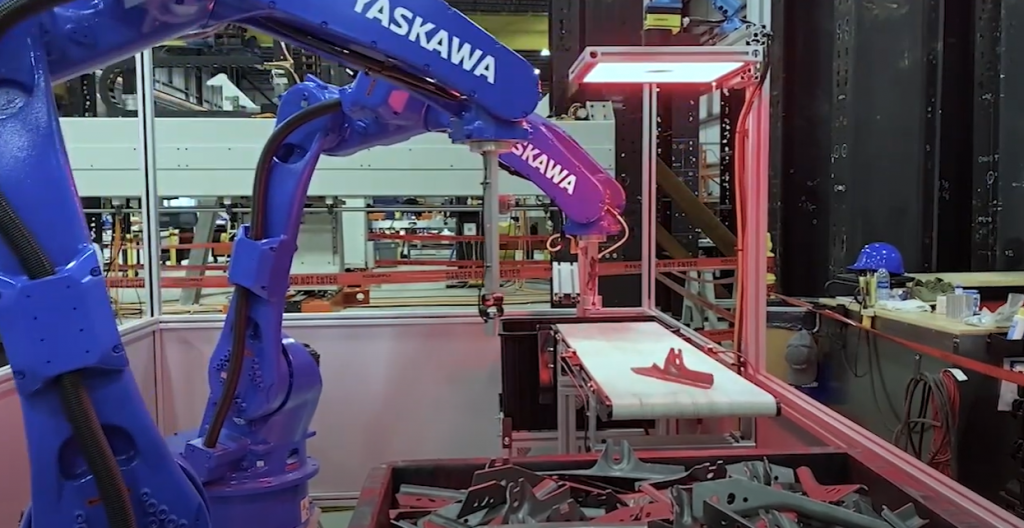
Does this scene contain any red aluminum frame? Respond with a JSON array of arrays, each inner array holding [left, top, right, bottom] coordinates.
[[570, 45, 1024, 526]]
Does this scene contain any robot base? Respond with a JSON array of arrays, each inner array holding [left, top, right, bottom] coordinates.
[[166, 430, 321, 528]]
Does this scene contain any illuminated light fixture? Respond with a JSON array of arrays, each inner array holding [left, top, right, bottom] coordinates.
[[568, 45, 762, 93], [540, 48, 551, 56], [534, 67, 541, 75]]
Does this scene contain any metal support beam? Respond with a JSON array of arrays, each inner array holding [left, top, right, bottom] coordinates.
[[550, 0, 646, 308], [136, 50, 162, 317], [933, 0, 973, 272], [767, 0, 784, 255], [549, 0, 585, 115], [179, 198, 220, 306], [972, 0, 1003, 270], [776, 1, 832, 295], [974, 0, 1024, 270]]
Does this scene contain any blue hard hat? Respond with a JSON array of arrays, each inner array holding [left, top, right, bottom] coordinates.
[[847, 242, 905, 275]]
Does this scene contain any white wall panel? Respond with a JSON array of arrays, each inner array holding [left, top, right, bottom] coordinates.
[[0, 366, 26, 526], [0, 320, 159, 526], [62, 117, 615, 198], [0, 317, 500, 509], [62, 118, 145, 197], [157, 318, 503, 496]]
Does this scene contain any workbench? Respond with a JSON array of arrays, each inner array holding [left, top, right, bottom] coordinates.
[[908, 271, 1024, 288], [816, 297, 1014, 504], [818, 297, 1004, 335]]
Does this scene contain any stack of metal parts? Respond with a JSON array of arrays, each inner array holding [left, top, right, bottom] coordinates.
[[1001, 387, 1024, 518], [390, 441, 929, 528]]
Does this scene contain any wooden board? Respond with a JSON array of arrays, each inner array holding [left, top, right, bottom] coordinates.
[[817, 297, 1005, 336], [908, 271, 1024, 288]]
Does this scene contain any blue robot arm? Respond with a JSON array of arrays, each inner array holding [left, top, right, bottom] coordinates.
[[0, 0, 627, 527]]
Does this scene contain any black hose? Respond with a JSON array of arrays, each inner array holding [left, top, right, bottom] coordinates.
[[0, 2, 137, 527], [202, 98, 342, 448], [0, 188, 137, 528]]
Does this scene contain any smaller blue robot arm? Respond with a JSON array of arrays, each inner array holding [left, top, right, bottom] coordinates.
[[501, 115, 625, 236]]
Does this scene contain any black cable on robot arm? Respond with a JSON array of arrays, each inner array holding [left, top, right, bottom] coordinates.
[[0, 0, 70, 36], [205, 104, 524, 448], [202, 98, 342, 448], [0, 2, 139, 528], [499, 161, 526, 181]]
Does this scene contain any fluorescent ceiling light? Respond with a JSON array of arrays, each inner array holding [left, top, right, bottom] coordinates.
[[540, 48, 551, 56], [568, 46, 762, 91], [582, 62, 745, 84]]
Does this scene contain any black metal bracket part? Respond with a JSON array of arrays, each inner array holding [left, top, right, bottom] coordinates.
[[393, 440, 932, 528], [880, 504, 929, 528], [726, 459, 796, 486], [636, 461, 728, 490], [501, 479, 576, 524], [690, 478, 892, 528], [703, 500, 758, 528], [541, 439, 694, 480], [762, 510, 800, 528]]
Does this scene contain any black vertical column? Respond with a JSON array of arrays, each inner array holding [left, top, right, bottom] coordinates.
[[550, 0, 645, 308], [776, 0, 833, 295], [830, 0, 854, 276], [933, 0, 973, 272], [768, 0, 785, 262], [548, 0, 585, 116], [659, 89, 701, 316], [719, 90, 744, 238], [655, 90, 677, 314], [972, 0, 1002, 270], [668, 92, 701, 252], [778, 0, 964, 294], [991, 0, 1024, 269], [843, 0, 949, 274], [60, 75, 98, 117], [62, 74, 103, 250]]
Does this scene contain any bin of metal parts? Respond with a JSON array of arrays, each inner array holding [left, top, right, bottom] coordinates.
[[349, 440, 960, 528]]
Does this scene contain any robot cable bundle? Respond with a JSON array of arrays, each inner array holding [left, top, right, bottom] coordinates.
[[0, 1, 139, 527]]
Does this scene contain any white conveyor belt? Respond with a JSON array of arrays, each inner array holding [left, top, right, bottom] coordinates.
[[558, 321, 778, 420]]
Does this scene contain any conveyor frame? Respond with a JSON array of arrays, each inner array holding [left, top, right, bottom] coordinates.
[[552, 320, 774, 454]]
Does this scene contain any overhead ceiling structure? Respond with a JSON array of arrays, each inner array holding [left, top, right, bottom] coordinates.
[[447, 0, 550, 93], [448, 0, 549, 51], [447, 0, 547, 13]]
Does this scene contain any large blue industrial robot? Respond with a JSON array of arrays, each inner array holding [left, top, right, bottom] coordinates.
[[0, 0, 626, 527]]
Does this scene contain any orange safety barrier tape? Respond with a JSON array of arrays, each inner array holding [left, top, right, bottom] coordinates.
[[106, 256, 775, 288]]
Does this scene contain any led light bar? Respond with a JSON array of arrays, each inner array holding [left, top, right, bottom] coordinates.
[[568, 46, 762, 91]]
